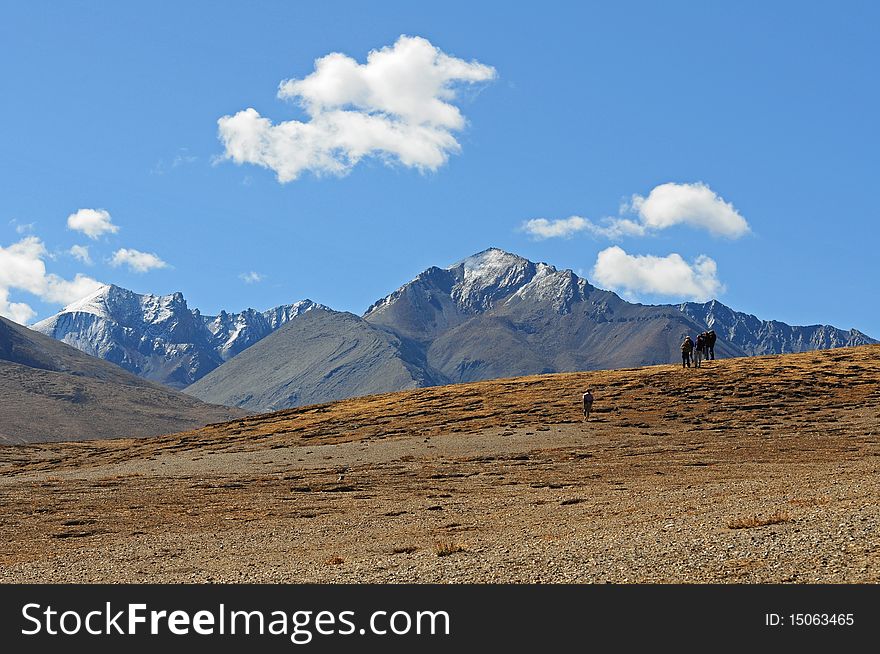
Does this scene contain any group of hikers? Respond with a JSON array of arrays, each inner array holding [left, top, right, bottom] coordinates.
[[580, 329, 718, 421], [680, 329, 717, 368]]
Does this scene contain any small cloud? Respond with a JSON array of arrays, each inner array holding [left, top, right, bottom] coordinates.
[[14, 221, 35, 235], [239, 271, 265, 284], [522, 216, 645, 240], [69, 245, 93, 265], [110, 248, 169, 273], [172, 148, 198, 168], [590, 245, 723, 302], [217, 35, 497, 183], [521, 216, 591, 239], [67, 208, 119, 240], [523, 182, 750, 241], [152, 148, 199, 175], [628, 182, 750, 238]]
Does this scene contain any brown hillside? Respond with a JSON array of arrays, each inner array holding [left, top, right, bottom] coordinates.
[[2, 345, 879, 583]]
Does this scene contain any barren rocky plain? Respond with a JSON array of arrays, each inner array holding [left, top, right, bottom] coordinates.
[[2, 345, 879, 583]]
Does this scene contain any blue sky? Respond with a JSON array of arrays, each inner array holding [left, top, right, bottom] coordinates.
[[1, 1, 878, 336]]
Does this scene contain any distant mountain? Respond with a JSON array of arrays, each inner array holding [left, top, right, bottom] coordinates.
[[678, 300, 875, 355], [185, 307, 440, 412], [32, 284, 320, 388], [364, 248, 746, 382], [0, 316, 241, 444]]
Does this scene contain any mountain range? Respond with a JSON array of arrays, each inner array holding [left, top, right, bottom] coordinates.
[[0, 316, 241, 444], [29, 248, 876, 413], [32, 284, 321, 388]]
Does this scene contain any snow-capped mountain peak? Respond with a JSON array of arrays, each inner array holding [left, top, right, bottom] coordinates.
[[55, 283, 115, 318], [448, 248, 585, 313]]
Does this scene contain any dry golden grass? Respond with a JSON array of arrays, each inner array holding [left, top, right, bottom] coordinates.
[[392, 546, 419, 555], [727, 511, 793, 530], [432, 541, 465, 557], [5, 344, 878, 476]]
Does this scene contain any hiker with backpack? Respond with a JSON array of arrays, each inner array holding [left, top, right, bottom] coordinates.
[[582, 389, 594, 421], [680, 335, 694, 368], [694, 333, 705, 368], [706, 329, 717, 360]]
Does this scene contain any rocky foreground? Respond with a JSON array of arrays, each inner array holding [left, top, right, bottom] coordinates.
[[2, 345, 879, 583]]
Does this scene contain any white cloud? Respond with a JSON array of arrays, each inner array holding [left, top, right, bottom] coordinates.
[[628, 182, 750, 238], [0, 236, 103, 324], [522, 216, 591, 239], [110, 248, 169, 273], [524, 182, 750, 241], [67, 208, 119, 239], [218, 35, 497, 182], [590, 245, 723, 302], [69, 245, 92, 265], [239, 271, 264, 284], [522, 216, 646, 240]]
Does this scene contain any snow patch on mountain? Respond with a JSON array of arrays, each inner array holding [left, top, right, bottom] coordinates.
[[204, 299, 323, 360]]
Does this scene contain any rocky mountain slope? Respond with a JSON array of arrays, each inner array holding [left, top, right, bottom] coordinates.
[[32, 285, 319, 388], [185, 308, 440, 412], [0, 316, 242, 444]]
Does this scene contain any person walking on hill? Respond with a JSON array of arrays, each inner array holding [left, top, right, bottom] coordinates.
[[694, 333, 705, 368], [681, 335, 694, 368], [582, 389, 594, 421], [706, 329, 717, 360]]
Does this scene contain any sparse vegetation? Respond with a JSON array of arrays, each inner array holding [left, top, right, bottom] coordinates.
[[727, 511, 792, 530], [432, 541, 464, 557], [392, 545, 418, 554]]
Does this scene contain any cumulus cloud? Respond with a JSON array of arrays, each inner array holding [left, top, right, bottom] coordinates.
[[239, 271, 264, 284], [67, 208, 119, 239], [110, 248, 169, 273], [69, 245, 92, 265], [217, 35, 497, 182], [523, 182, 750, 241], [590, 245, 723, 302], [0, 236, 103, 324], [628, 182, 750, 238]]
